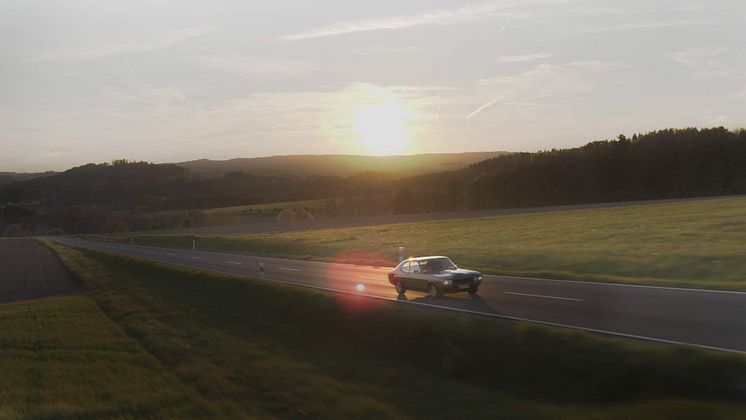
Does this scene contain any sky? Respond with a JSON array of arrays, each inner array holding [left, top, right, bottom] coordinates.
[[1, 0, 745, 172]]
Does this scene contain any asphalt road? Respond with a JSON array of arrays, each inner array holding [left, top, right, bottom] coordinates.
[[0, 239, 80, 304], [53, 237, 746, 353]]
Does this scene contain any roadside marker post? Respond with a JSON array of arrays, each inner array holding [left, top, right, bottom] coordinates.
[[398, 247, 405, 263], [192, 240, 196, 251], [259, 262, 265, 280]]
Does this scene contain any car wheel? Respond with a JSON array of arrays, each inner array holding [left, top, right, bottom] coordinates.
[[428, 283, 441, 298], [395, 280, 406, 295], [468, 286, 479, 296]]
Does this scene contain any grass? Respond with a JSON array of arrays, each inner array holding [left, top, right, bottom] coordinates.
[[22, 241, 746, 418], [0, 295, 217, 418], [97, 196, 746, 291]]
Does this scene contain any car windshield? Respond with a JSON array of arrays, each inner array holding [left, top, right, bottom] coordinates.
[[420, 258, 457, 273]]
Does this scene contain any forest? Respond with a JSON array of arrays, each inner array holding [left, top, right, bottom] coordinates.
[[1, 127, 745, 235]]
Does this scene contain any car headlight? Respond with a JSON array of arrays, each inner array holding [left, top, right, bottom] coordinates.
[[476, 275, 483, 281], [443, 279, 452, 286]]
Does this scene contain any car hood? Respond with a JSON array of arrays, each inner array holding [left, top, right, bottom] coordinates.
[[435, 269, 480, 278]]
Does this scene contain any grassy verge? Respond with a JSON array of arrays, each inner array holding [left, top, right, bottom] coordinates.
[[94, 196, 746, 291], [40, 241, 746, 418], [0, 295, 217, 418]]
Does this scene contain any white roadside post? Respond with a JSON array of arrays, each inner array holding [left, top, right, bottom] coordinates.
[[192, 239, 196, 251], [398, 246, 405, 263]]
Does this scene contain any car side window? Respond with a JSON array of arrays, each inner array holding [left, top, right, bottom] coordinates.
[[402, 261, 410, 273], [411, 261, 421, 274]]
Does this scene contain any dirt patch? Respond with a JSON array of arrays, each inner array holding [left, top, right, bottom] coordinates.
[[0, 239, 81, 304]]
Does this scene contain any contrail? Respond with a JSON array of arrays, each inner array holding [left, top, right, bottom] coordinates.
[[466, 95, 505, 120]]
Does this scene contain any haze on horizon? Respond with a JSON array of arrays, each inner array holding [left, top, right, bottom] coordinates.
[[1, 0, 745, 172]]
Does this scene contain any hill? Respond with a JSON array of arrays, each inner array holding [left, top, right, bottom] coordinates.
[[390, 127, 746, 213], [177, 152, 507, 177], [0, 171, 57, 185]]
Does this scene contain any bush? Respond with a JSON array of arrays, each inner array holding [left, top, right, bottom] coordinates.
[[295, 208, 314, 221], [46, 228, 66, 236], [100, 220, 130, 233], [276, 209, 298, 223], [3, 223, 23, 237], [186, 210, 208, 227]]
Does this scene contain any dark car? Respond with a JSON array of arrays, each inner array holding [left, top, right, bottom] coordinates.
[[388, 256, 483, 298]]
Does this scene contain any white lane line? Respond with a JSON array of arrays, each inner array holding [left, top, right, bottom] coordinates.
[[504, 291, 584, 302], [225, 261, 242, 265], [167, 253, 176, 256], [278, 267, 301, 271], [191, 256, 203, 260], [487, 274, 746, 295], [56, 238, 744, 354]]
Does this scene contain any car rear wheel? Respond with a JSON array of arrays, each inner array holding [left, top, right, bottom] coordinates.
[[428, 283, 442, 298], [395, 280, 406, 295]]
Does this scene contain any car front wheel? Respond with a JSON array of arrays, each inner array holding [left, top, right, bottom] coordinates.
[[428, 283, 442, 298], [395, 280, 406, 295], [468, 286, 479, 296]]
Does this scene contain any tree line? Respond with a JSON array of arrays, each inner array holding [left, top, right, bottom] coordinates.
[[1, 127, 745, 235]]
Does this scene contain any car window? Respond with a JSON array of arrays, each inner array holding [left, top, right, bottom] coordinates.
[[411, 261, 421, 274], [420, 260, 434, 273], [401, 261, 410, 273]]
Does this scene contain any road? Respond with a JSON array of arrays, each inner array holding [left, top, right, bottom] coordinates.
[[0, 239, 80, 304], [53, 237, 746, 353]]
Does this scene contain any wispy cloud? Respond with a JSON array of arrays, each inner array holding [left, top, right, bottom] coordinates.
[[667, 47, 733, 78], [28, 27, 211, 62], [580, 19, 714, 33], [280, 2, 518, 41], [467, 60, 627, 119], [191, 53, 315, 77], [498, 53, 554, 63], [352, 45, 423, 55]]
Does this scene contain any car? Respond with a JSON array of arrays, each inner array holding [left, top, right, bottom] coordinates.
[[388, 256, 483, 298]]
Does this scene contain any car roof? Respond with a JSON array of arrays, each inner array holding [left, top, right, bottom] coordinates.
[[405, 256, 449, 262]]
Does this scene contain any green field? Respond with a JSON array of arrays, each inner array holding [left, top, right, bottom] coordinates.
[[102, 196, 746, 291], [0, 295, 217, 418], [10, 241, 743, 418]]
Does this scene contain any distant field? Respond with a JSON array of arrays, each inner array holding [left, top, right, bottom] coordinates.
[[37, 242, 746, 418], [102, 196, 746, 290]]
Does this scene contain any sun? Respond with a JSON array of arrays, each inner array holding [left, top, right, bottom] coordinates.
[[352, 102, 412, 155]]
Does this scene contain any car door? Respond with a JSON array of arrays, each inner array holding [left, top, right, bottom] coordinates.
[[409, 261, 427, 291], [398, 261, 412, 288]]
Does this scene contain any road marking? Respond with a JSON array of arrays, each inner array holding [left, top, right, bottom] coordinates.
[[191, 256, 203, 260], [504, 291, 584, 302], [278, 267, 301, 271], [225, 261, 242, 265], [57, 238, 745, 354], [167, 253, 176, 256], [487, 274, 746, 295]]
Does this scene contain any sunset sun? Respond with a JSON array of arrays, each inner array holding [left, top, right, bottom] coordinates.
[[351, 101, 413, 155]]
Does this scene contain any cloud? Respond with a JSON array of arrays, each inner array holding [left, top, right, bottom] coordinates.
[[498, 53, 554, 63], [580, 19, 714, 33], [667, 47, 733, 78], [28, 27, 211, 62], [352, 45, 423, 55], [190, 53, 315, 77], [467, 60, 627, 119], [279, 2, 518, 41]]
